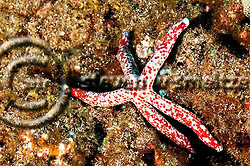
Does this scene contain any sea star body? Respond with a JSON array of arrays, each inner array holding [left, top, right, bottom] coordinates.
[[70, 18, 223, 152]]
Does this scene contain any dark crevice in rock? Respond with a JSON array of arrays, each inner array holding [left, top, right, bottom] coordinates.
[[217, 34, 248, 58], [142, 149, 155, 166]]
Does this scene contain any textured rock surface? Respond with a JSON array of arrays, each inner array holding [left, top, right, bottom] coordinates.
[[0, 0, 249, 165]]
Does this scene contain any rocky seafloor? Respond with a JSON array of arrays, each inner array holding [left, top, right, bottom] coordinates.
[[0, 0, 249, 165]]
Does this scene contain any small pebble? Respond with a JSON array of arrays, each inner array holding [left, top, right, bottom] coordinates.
[[159, 89, 166, 97], [73, 65, 81, 73], [160, 69, 171, 75], [69, 131, 76, 138]]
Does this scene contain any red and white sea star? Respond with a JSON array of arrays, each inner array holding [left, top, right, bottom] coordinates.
[[69, 18, 223, 153]]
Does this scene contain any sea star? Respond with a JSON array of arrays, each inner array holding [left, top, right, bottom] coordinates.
[[68, 18, 223, 153]]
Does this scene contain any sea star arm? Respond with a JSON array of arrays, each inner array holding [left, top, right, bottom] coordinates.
[[117, 32, 139, 78], [133, 98, 194, 152], [70, 88, 132, 107], [70, 33, 139, 106], [140, 18, 189, 89], [145, 91, 223, 152]]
